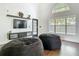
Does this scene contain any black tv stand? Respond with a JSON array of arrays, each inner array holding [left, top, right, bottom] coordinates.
[[8, 31, 32, 40]]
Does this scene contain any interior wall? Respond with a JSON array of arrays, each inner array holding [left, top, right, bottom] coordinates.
[[0, 3, 39, 42], [37, 3, 54, 35]]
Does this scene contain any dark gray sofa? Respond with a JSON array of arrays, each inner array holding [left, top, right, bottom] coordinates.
[[39, 33, 61, 50], [0, 37, 44, 56]]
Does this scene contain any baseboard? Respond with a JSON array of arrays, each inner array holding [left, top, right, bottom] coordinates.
[[62, 39, 79, 44]]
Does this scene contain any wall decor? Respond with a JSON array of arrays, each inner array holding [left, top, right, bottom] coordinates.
[[27, 15, 31, 19], [18, 12, 24, 18]]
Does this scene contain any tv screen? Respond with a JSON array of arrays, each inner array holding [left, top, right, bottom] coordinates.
[[13, 19, 27, 28]]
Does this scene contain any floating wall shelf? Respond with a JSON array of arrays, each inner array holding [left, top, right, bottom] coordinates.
[[6, 14, 30, 19]]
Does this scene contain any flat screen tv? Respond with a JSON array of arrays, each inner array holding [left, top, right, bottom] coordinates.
[[13, 19, 27, 28]]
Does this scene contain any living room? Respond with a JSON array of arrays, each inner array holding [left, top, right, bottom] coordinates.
[[0, 2, 79, 56]]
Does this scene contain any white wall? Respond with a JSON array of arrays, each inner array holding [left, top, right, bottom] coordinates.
[[37, 3, 54, 35], [0, 3, 39, 42]]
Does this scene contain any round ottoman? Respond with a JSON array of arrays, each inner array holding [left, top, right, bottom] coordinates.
[[39, 33, 61, 50], [0, 37, 44, 56]]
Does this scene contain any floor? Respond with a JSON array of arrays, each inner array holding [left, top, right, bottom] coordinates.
[[44, 40, 79, 56]]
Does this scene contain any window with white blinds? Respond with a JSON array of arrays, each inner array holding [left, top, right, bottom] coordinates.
[[49, 15, 76, 35], [49, 4, 76, 35]]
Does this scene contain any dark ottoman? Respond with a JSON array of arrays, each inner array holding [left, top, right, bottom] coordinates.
[[0, 37, 44, 56], [39, 33, 61, 50]]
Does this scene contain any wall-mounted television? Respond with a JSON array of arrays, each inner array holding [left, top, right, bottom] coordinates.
[[13, 19, 27, 28]]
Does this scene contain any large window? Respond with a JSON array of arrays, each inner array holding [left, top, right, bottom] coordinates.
[[66, 15, 76, 35], [55, 18, 65, 34], [49, 15, 76, 35], [49, 3, 76, 35]]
